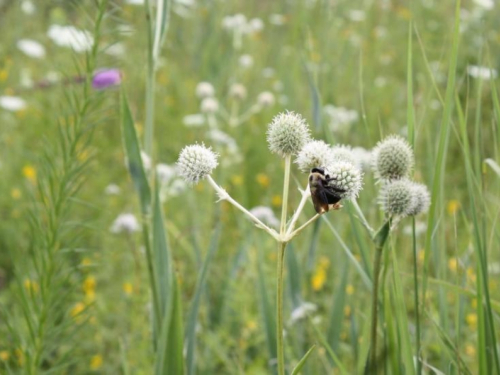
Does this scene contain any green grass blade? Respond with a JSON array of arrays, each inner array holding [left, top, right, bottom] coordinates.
[[291, 345, 316, 375], [484, 158, 500, 177], [422, 0, 461, 318], [120, 90, 151, 215], [327, 258, 348, 354], [155, 275, 185, 375], [186, 224, 221, 375], [310, 318, 348, 375]]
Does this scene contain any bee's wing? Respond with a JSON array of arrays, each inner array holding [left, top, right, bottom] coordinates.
[[323, 187, 342, 205]]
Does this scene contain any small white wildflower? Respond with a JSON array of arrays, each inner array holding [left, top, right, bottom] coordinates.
[[290, 302, 317, 323], [177, 144, 218, 184], [467, 65, 498, 80], [330, 145, 356, 165], [249, 206, 280, 228], [47, 25, 93, 52], [257, 91, 275, 108], [372, 135, 414, 180], [0, 96, 27, 112], [21, 0, 35, 15], [326, 160, 363, 200], [349, 10, 366, 22], [17, 39, 46, 59], [267, 111, 311, 158], [106, 42, 126, 57], [407, 182, 431, 216], [295, 140, 333, 172], [110, 213, 140, 234], [323, 105, 359, 132], [229, 83, 247, 100], [105, 184, 121, 195], [183, 114, 205, 127], [352, 147, 372, 171], [473, 0, 494, 9], [378, 179, 416, 217], [248, 18, 264, 32], [196, 82, 215, 98], [156, 164, 177, 184], [239, 54, 254, 68], [201, 97, 219, 113]]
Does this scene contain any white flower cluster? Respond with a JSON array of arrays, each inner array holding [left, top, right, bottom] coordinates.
[[177, 144, 219, 184], [323, 104, 359, 132], [110, 213, 140, 234]]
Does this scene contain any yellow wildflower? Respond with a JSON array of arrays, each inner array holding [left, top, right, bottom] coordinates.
[[81, 257, 92, 267], [256, 173, 270, 187], [123, 282, 133, 295], [231, 175, 243, 186], [311, 267, 327, 291], [465, 344, 475, 356], [90, 354, 103, 370], [246, 319, 258, 331], [346, 285, 355, 296], [0, 351, 9, 361], [11, 188, 21, 199], [0, 69, 8, 82], [271, 195, 282, 207], [83, 276, 96, 294], [71, 302, 86, 318], [466, 313, 477, 327], [447, 200, 460, 215], [448, 258, 458, 272], [24, 279, 39, 293], [22, 165, 37, 183]]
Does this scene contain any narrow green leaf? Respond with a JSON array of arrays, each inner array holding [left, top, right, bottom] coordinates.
[[484, 158, 500, 177], [291, 345, 316, 375], [327, 258, 348, 354], [186, 224, 221, 375], [120, 91, 151, 214], [310, 318, 348, 375]]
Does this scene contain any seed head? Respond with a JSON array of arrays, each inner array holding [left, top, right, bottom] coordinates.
[[267, 111, 311, 157], [177, 144, 218, 184], [330, 144, 356, 165], [257, 91, 275, 108], [229, 83, 247, 100], [196, 82, 215, 98], [326, 160, 363, 200], [372, 135, 414, 180], [295, 140, 333, 172], [201, 97, 219, 113], [407, 182, 431, 216], [379, 179, 415, 216]]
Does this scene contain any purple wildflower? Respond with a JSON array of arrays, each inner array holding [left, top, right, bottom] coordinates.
[[92, 69, 121, 90]]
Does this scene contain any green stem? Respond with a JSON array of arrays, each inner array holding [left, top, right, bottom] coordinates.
[[277, 241, 286, 375], [280, 155, 292, 235], [144, 0, 155, 156], [369, 243, 384, 373], [142, 220, 161, 334], [412, 218, 422, 374]]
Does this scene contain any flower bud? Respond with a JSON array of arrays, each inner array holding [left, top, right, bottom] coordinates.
[[267, 111, 311, 157], [372, 135, 414, 180], [326, 160, 363, 200], [201, 97, 219, 113], [378, 178, 415, 216], [177, 144, 218, 184], [295, 140, 333, 172], [257, 91, 275, 108], [407, 182, 431, 216], [196, 82, 215, 98], [229, 83, 247, 100]]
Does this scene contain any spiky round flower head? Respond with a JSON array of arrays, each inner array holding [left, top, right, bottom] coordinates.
[[372, 135, 414, 180], [330, 144, 356, 165], [407, 182, 431, 216], [177, 144, 218, 184], [378, 178, 416, 216], [201, 97, 219, 113], [295, 140, 333, 172], [196, 82, 215, 98], [267, 111, 311, 157], [326, 160, 363, 200]]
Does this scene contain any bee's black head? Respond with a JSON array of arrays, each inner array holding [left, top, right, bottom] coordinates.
[[311, 167, 326, 176]]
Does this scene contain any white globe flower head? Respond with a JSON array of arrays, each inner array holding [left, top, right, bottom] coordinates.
[[407, 182, 431, 216], [239, 54, 254, 68], [326, 160, 363, 200], [267, 111, 311, 158], [330, 144, 356, 165], [196, 81, 215, 98], [177, 144, 218, 184], [257, 91, 275, 108], [372, 135, 414, 180], [295, 140, 334, 172], [110, 213, 140, 234], [229, 83, 247, 100], [201, 97, 219, 113], [378, 179, 416, 216], [352, 147, 372, 171]]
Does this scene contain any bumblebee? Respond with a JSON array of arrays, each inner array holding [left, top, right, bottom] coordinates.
[[309, 167, 346, 214]]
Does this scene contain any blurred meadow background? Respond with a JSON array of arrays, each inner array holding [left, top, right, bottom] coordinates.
[[1, 0, 500, 374]]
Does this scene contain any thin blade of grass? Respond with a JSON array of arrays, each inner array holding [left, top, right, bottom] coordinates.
[[291, 345, 316, 375]]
